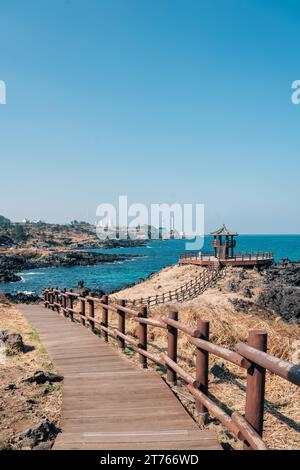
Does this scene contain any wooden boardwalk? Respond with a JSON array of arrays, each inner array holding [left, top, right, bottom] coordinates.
[[19, 304, 220, 450]]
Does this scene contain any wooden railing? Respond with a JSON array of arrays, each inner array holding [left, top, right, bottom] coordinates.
[[121, 263, 221, 307], [180, 251, 274, 262], [43, 287, 300, 451], [180, 251, 215, 261]]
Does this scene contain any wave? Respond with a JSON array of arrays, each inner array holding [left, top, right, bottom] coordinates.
[[17, 290, 35, 295], [18, 272, 46, 276]]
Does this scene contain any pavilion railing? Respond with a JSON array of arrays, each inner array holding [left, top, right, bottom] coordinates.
[[180, 251, 274, 261]]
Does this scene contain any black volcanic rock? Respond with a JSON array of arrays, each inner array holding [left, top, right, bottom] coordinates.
[[23, 370, 63, 384], [71, 239, 147, 249], [0, 235, 14, 247], [5, 292, 42, 304], [257, 260, 300, 321], [0, 250, 141, 272], [257, 286, 300, 321], [263, 259, 300, 287], [13, 419, 60, 449], [0, 270, 22, 283]]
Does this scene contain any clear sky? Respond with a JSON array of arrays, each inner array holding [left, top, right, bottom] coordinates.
[[0, 0, 300, 233]]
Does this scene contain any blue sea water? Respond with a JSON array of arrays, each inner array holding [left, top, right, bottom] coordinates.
[[1, 235, 300, 295]]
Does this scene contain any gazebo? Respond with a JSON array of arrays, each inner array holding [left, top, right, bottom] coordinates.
[[179, 224, 274, 268], [210, 224, 238, 260]]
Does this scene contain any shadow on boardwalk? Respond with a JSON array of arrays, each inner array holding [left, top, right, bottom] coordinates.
[[18, 304, 220, 450]]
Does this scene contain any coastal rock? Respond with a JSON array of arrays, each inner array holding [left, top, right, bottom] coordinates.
[[0, 250, 141, 272], [230, 298, 254, 312], [257, 260, 300, 321], [257, 286, 300, 321], [0, 330, 24, 352], [0, 235, 14, 247], [226, 280, 241, 292], [33, 441, 53, 450], [13, 420, 60, 449], [23, 370, 64, 385], [5, 292, 41, 304], [241, 286, 253, 298], [0, 270, 22, 283], [265, 259, 300, 287], [71, 239, 147, 249]]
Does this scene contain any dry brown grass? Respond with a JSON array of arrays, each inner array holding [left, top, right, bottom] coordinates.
[[0, 294, 62, 448], [90, 266, 300, 450]]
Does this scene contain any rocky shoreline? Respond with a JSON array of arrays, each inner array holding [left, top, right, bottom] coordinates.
[[114, 259, 300, 323], [257, 259, 300, 321], [0, 250, 141, 284], [69, 239, 147, 249]]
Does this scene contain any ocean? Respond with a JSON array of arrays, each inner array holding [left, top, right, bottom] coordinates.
[[1, 235, 300, 295]]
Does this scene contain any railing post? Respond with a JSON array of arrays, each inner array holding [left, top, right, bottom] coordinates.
[[88, 291, 95, 332], [69, 289, 74, 321], [51, 288, 55, 311], [80, 292, 86, 326], [44, 289, 47, 308], [117, 299, 126, 349], [244, 330, 267, 450], [55, 287, 59, 312], [195, 320, 210, 424], [61, 288, 66, 315], [138, 306, 148, 368], [102, 295, 108, 342], [49, 289, 52, 310], [167, 307, 178, 384]]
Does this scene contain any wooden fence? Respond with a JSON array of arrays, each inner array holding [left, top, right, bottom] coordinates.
[[179, 251, 274, 262], [121, 263, 221, 307], [43, 287, 300, 451]]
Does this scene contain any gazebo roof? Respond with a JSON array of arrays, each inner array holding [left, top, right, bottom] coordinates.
[[210, 224, 238, 236]]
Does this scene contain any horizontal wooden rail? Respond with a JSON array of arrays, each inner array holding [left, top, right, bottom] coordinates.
[[236, 342, 300, 386], [65, 291, 80, 298], [187, 384, 238, 436], [43, 286, 299, 450], [160, 353, 197, 386], [112, 330, 141, 348], [162, 317, 201, 338], [231, 412, 268, 451], [189, 336, 252, 369], [134, 317, 167, 329], [132, 346, 164, 366]]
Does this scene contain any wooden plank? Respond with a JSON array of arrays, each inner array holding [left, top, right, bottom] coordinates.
[[18, 304, 221, 451]]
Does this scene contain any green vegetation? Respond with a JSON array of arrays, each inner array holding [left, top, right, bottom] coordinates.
[[0, 214, 11, 227], [37, 345, 57, 372], [26, 328, 40, 342], [44, 383, 63, 394]]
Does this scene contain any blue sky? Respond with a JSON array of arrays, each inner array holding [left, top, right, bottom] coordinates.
[[0, 0, 300, 233]]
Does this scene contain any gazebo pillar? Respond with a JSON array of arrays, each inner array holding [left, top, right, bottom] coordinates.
[[225, 235, 229, 258], [210, 225, 238, 261]]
